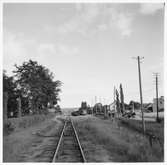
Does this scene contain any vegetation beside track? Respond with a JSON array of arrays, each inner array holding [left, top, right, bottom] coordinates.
[[3, 115, 63, 162], [119, 118, 164, 145], [3, 113, 54, 135], [73, 115, 163, 162]]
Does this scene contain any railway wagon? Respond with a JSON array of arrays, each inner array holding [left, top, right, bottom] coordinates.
[[71, 101, 92, 116]]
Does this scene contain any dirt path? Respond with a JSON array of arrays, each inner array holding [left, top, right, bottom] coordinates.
[[3, 114, 64, 162]]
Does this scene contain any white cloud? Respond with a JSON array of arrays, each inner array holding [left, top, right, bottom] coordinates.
[[116, 13, 133, 37], [57, 44, 79, 56], [57, 4, 100, 36], [97, 24, 108, 31], [75, 3, 82, 11], [56, 4, 134, 38], [3, 30, 37, 74], [57, 19, 79, 34], [37, 43, 79, 57], [37, 43, 57, 56], [4, 31, 25, 59], [108, 7, 134, 37], [139, 4, 164, 15], [3, 30, 79, 74], [148, 62, 163, 72], [80, 4, 100, 23]]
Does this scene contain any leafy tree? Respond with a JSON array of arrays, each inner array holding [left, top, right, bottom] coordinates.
[[13, 60, 62, 114], [3, 70, 18, 117]]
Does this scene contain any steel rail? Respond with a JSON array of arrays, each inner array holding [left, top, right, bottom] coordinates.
[[70, 117, 87, 162], [52, 117, 86, 162], [52, 119, 67, 162]]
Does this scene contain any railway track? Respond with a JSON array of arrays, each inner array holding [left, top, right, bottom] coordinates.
[[52, 117, 86, 162]]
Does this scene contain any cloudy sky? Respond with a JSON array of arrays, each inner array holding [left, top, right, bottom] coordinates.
[[3, 3, 164, 108]]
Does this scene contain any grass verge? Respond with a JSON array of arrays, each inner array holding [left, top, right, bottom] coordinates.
[[3, 113, 54, 135], [3, 113, 59, 162], [119, 118, 164, 148], [74, 116, 163, 162]]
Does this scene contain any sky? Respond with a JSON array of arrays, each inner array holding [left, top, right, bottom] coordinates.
[[3, 3, 164, 108]]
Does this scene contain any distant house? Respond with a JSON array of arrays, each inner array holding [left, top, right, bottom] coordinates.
[[109, 101, 116, 113], [153, 96, 164, 112]]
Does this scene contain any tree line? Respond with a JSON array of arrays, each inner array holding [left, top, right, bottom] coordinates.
[[3, 60, 62, 118]]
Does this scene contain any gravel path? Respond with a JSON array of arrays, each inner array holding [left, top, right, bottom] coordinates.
[[3, 114, 64, 162]]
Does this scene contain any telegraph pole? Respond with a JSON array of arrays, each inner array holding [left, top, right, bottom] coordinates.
[[156, 75, 159, 121], [95, 96, 97, 114], [133, 56, 145, 134], [153, 73, 159, 122]]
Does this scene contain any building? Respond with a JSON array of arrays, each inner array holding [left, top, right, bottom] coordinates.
[[109, 101, 116, 113], [153, 96, 164, 112]]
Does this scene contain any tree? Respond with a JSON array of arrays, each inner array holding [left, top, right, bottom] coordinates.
[[116, 89, 121, 117], [13, 60, 62, 114], [120, 83, 125, 114], [3, 70, 18, 117]]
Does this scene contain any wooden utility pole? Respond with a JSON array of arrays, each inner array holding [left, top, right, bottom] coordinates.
[[95, 96, 97, 114], [153, 73, 159, 122], [133, 56, 145, 134], [156, 75, 159, 121]]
